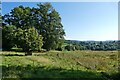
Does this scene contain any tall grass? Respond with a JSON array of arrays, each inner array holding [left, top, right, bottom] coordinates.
[[1, 50, 118, 79]]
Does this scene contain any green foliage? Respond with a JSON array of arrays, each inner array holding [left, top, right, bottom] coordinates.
[[16, 27, 43, 55], [74, 45, 80, 50], [2, 25, 16, 50], [65, 44, 75, 51], [65, 40, 118, 51], [2, 3, 65, 51], [35, 3, 65, 51], [2, 25, 43, 55]]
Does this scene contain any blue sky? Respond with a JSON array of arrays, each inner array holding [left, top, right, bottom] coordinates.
[[2, 2, 118, 41]]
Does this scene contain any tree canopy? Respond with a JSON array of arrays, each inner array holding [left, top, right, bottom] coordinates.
[[2, 3, 65, 53]]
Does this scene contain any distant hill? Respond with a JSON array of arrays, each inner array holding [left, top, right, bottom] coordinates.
[[64, 40, 118, 51]]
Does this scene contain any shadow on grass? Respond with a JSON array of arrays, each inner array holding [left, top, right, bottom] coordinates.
[[1, 54, 24, 56], [110, 72, 120, 80], [1, 65, 113, 80], [1, 49, 47, 56], [2, 48, 24, 52]]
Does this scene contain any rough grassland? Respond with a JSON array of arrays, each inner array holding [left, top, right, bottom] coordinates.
[[1, 50, 119, 79]]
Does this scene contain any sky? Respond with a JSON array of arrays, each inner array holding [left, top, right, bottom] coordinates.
[[2, 2, 118, 41], [1, 0, 119, 2]]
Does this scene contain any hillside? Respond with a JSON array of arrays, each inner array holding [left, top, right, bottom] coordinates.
[[64, 40, 118, 51]]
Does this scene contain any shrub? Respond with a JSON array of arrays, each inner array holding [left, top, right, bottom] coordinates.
[[65, 45, 75, 51]]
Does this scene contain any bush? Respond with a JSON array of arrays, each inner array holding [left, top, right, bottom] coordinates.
[[65, 45, 75, 51]]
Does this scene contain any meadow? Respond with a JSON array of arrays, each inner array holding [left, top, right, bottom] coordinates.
[[1, 50, 119, 79]]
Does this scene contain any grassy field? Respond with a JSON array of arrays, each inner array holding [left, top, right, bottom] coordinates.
[[1, 50, 119, 79]]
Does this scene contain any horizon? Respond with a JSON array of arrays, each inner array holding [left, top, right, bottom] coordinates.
[[2, 2, 118, 41], [65, 39, 118, 41]]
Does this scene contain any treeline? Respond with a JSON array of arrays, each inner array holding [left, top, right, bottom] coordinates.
[[64, 40, 118, 51], [2, 3, 65, 55]]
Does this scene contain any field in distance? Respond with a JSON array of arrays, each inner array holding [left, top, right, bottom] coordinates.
[[1, 50, 119, 79]]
